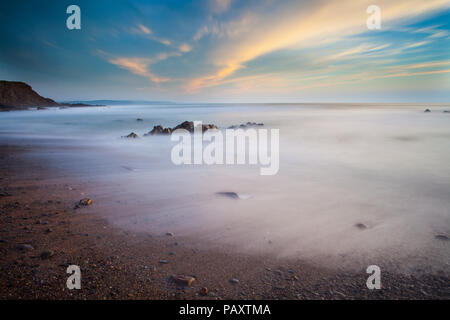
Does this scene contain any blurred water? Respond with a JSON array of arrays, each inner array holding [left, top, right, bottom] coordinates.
[[1, 103, 449, 273]]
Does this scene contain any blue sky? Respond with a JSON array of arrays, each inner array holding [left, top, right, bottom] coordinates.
[[0, 0, 449, 102]]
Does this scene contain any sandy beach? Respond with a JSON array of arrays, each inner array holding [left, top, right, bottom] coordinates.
[[0, 141, 448, 300]]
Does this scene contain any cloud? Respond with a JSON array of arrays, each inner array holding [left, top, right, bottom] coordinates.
[[428, 30, 449, 38], [132, 24, 152, 35], [179, 43, 192, 53], [403, 41, 430, 49], [211, 0, 232, 14], [137, 24, 152, 35], [186, 0, 449, 92], [108, 57, 170, 83], [322, 43, 391, 61], [131, 24, 171, 46], [159, 39, 171, 46]]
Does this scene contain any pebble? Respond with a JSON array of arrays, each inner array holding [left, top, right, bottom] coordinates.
[[355, 223, 367, 229], [171, 275, 196, 287], [159, 259, 168, 264], [15, 244, 34, 251], [229, 278, 240, 284], [40, 250, 55, 259], [75, 198, 93, 209]]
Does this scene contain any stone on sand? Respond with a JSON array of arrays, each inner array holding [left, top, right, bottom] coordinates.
[[75, 198, 93, 209], [435, 234, 448, 241], [171, 274, 196, 287], [40, 250, 54, 259], [215, 192, 240, 199], [15, 244, 34, 251]]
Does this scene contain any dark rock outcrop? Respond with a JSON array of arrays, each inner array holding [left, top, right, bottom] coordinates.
[[123, 132, 139, 139], [145, 121, 218, 136], [215, 192, 240, 199], [0, 81, 60, 109], [228, 122, 264, 129], [172, 121, 218, 133]]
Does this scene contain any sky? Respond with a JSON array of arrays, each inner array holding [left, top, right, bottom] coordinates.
[[0, 0, 449, 102]]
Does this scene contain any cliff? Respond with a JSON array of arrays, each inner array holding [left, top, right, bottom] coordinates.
[[0, 81, 60, 109]]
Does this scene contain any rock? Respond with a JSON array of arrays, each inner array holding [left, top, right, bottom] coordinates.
[[229, 278, 240, 284], [200, 124, 219, 132], [159, 259, 168, 264], [145, 121, 218, 135], [435, 234, 449, 241], [136, 118, 143, 121], [355, 223, 367, 229], [44, 228, 52, 234], [424, 109, 431, 112], [166, 232, 174, 237], [172, 121, 218, 133], [215, 192, 240, 199], [75, 198, 93, 209], [171, 274, 196, 287], [443, 110, 450, 113], [0, 81, 60, 109], [149, 125, 164, 135], [15, 244, 34, 251], [40, 250, 54, 259], [228, 122, 264, 129], [199, 287, 209, 296], [144, 125, 172, 136], [169, 251, 176, 255], [123, 132, 138, 139], [172, 121, 194, 132]]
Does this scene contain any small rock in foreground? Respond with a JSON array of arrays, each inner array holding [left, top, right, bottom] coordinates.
[[40, 250, 55, 259], [355, 223, 367, 230], [15, 244, 34, 251], [171, 275, 196, 287], [215, 192, 240, 199], [75, 198, 93, 209], [435, 234, 448, 241], [229, 278, 240, 284]]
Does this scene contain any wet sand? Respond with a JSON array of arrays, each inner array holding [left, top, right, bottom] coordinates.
[[0, 144, 448, 300]]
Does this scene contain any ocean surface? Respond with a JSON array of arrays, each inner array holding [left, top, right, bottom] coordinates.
[[1, 103, 449, 273]]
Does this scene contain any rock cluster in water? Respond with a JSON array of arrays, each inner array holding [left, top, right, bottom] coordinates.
[[144, 121, 219, 136], [228, 122, 264, 129], [122, 132, 139, 139]]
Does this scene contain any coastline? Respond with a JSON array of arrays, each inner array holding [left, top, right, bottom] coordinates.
[[0, 142, 448, 300]]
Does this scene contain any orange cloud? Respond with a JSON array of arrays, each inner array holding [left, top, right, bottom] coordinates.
[[186, 0, 448, 92], [108, 57, 170, 83]]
